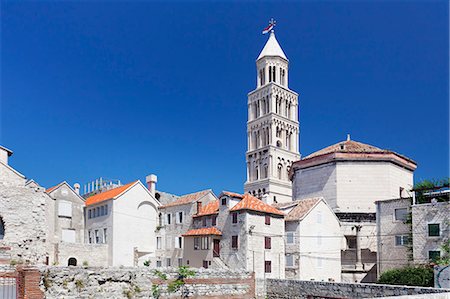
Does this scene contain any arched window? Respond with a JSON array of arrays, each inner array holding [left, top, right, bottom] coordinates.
[[272, 67, 276, 83], [277, 164, 283, 180], [0, 217, 4, 240], [275, 96, 279, 113], [68, 257, 77, 266], [278, 98, 282, 115], [269, 66, 272, 82], [263, 164, 268, 178], [255, 166, 259, 180], [256, 101, 260, 118]]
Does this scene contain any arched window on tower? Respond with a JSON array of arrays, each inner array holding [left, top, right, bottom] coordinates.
[[266, 129, 270, 145], [255, 166, 259, 180], [0, 217, 4, 240], [275, 96, 279, 113], [281, 69, 286, 86], [286, 131, 290, 150], [277, 164, 283, 180], [263, 164, 268, 179], [287, 102, 291, 119], [278, 98, 282, 115], [268, 66, 272, 82], [256, 101, 260, 118], [266, 96, 270, 113], [272, 67, 276, 83]]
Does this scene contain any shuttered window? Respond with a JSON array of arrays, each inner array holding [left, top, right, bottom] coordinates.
[[265, 237, 271, 249]]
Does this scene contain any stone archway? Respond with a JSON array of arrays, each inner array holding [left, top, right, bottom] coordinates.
[[68, 257, 77, 266]]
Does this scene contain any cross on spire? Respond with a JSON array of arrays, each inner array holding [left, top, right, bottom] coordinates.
[[269, 18, 276, 31]]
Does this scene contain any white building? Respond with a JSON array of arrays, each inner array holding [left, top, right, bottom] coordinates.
[[85, 180, 160, 266], [274, 198, 341, 282], [244, 29, 300, 204], [290, 136, 417, 282]]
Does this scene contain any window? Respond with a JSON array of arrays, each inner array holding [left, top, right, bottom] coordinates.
[[394, 208, 408, 222], [156, 260, 162, 268], [269, 66, 272, 82], [232, 236, 238, 249], [201, 237, 210, 250], [88, 230, 92, 244], [202, 217, 207, 227], [104, 204, 108, 215], [166, 214, 172, 225], [176, 237, 183, 249], [395, 235, 409, 246], [158, 213, 163, 226], [100, 206, 105, 216], [286, 255, 294, 267], [265, 237, 271, 249], [212, 215, 217, 226], [221, 198, 227, 206], [178, 258, 183, 267], [429, 251, 441, 262], [346, 236, 356, 249], [0, 217, 4, 240], [61, 229, 76, 243], [277, 164, 283, 180], [194, 237, 200, 250], [286, 232, 294, 244], [265, 261, 271, 273], [177, 212, 183, 224], [265, 215, 271, 225], [166, 258, 171, 267], [96, 207, 100, 217], [428, 224, 440, 237], [157, 237, 162, 249], [88, 209, 92, 219], [232, 213, 238, 224], [95, 230, 100, 244], [103, 228, 107, 244], [58, 201, 72, 217], [203, 260, 209, 269]]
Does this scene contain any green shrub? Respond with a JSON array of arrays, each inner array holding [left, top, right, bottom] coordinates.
[[378, 266, 434, 287]]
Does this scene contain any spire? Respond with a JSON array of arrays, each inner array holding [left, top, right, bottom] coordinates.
[[257, 31, 288, 61]]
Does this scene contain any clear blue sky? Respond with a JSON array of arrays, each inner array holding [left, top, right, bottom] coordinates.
[[1, 1, 448, 195]]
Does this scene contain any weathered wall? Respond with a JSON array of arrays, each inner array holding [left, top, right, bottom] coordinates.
[[266, 279, 450, 298], [0, 162, 49, 265], [55, 242, 108, 267], [39, 267, 255, 299]]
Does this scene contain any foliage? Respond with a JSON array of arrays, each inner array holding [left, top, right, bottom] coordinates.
[[413, 178, 449, 204], [143, 260, 151, 267], [152, 266, 196, 298], [435, 240, 450, 266], [75, 279, 84, 291], [378, 266, 434, 287], [82, 260, 89, 267]]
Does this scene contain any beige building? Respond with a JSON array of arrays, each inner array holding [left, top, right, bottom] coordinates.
[[155, 189, 217, 268], [290, 137, 417, 282], [274, 198, 342, 282], [183, 192, 286, 279]]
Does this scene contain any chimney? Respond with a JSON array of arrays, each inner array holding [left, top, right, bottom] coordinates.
[[0, 146, 13, 165], [145, 174, 158, 196], [197, 201, 203, 215], [73, 183, 80, 195]]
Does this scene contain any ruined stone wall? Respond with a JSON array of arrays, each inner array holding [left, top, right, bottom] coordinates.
[[0, 163, 49, 265], [266, 279, 449, 298], [55, 242, 108, 267], [39, 267, 255, 299]]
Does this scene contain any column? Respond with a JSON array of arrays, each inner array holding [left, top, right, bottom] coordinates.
[[355, 225, 363, 270]]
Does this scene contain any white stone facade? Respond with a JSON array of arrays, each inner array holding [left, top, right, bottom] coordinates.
[[244, 31, 300, 204]]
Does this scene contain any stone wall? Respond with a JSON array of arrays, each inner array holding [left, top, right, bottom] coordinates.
[[39, 266, 255, 298], [55, 242, 108, 267], [266, 279, 450, 298], [0, 162, 49, 265]]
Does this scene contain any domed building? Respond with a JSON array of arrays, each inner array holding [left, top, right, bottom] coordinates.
[[290, 135, 417, 283]]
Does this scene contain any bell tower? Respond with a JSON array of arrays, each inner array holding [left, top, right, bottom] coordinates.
[[244, 26, 300, 204]]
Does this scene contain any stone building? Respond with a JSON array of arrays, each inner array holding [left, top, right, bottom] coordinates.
[[375, 197, 411, 275], [244, 29, 300, 204], [0, 146, 49, 265], [290, 136, 417, 282], [183, 192, 286, 279], [155, 189, 217, 268], [85, 180, 160, 266], [376, 192, 449, 278], [273, 198, 341, 282]]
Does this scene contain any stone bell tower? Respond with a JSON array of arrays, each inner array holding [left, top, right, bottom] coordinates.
[[244, 27, 300, 204]]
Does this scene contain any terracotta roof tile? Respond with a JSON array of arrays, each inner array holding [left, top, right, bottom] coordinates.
[[160, 189, 211, 208], [45, 184, 60, 194], [221, 191, 244, 198], [274, 198, 322, 221], [305, 139, 386, 159], [230, 193, 284, 216], [193, 200, 219, 218], [85, 181, 137, 206], [182, 227, 222, 237]]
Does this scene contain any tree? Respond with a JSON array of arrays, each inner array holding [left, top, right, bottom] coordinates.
[[378, 266, 434, 287]]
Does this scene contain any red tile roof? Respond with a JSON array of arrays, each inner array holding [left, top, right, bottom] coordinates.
[[221, 191, 244, 198], [85, 181, 137, 206], [230, 194, 284, 216], [304, 139, 386, 159], [193, 200, 219, 218], [160, 189, 211, 208], [273, 198, 322, 221], [45, 184, 60, 193], [182, 227, 222, 237]]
